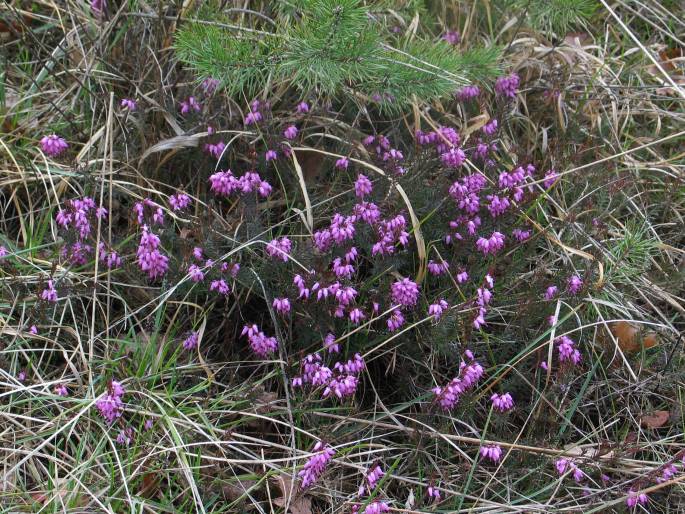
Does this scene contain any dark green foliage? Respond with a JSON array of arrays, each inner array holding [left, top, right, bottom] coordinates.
[[174, 24, 278, 98], [174, 0, 501, 111], [507, 0, 598, 33]]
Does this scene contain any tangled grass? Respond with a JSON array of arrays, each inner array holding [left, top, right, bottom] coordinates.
[[1, 1, 684, 512]]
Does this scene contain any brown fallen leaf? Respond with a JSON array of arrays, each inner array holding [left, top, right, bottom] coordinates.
[[609, 321, 659, 353], [640, 410, 670, 429], [272, 473, 312, 514]]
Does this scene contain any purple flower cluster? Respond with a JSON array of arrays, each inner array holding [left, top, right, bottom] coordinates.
[[555, 458, 585, 483], [495, 73, 520, 99], [480, 444, 503, 463], [120, 98, 137, 111], [136, 226, 169, 279], [180, 96, 201, 115], [298, 441, 335, 489], [244, 99, 267, 125], [292, 351, 365, 401], [390, 277, 419, 308], [182, 331, 198, 350], [358, 464, 384, 496], [41, 280, 58, 303], [490, 392, 514, 412], [204, 141, 226, 159], [40, 134, 69, 157], [556, 336, 581, 365], [95, 380, 125, 424], [456, 85, 480, 101], [371, 214, 409, 256], [442, 30, 460, 45], [169, 192, 191, 211], [476, 231, 505, 256], [567, 274, 583, 295], [266, 237, 292, 262], [272, 297, 291, 314], [432, 351, 484, 410], [241, 324, 278, 356], [209, 169, 273, 198], [428, 299, 449, 320], [134, 198, 164, 226]]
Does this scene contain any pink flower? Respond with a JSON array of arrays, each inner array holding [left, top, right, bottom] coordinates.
[[296, 101, 310, 113], [543, 169, 559, 188], [346, 307, 364, 324], [456, 85, 480, 101], [136, 226, 169, 279], [169, 192, 191, 211], [180, 96, 201, 115], [390, 277, 419, 308], [298, 441, 335, 489], [201, 77, 220, 94], [266, 237, 292, 262], [482, 119, 498, 135], [335, 157, 349, 169], [427, 484, 441, 502], [241, 324, 278, 356], [427, 260, 449, 276], [273, 297, 291, 314], [512, 228, 531, 241], [556, 335, 581, 365], [265, 149, 278, 161], [204, 141, 225, 159], [440, 147, 466, 168], [490, 392, 514, 412], [362, 501, 390, 514], [29, 325, 38, 335], [95, 380, 125, 424], [323, 333, 339, 353], [480, 445, 502, 463], [442, 30, 460, 45], [544, 285, 558, 300], [567, 274, 583, 295], [626, 490, 648, 508], [40, 134, 69, 157], [386, 309, 404, 331], [354, 174, 372, 198], [120, 98, 137, 111], [116, 427, 134, 446], [54, 384, 68, 396], [428, 299, 449, 320], [210, 279, 230, 295], [41, 280, 58, 302], [495, 73, 520, 99], [476, 232, 505, 256], [283, 125, 298, 140], [183, 332, 199, 350]]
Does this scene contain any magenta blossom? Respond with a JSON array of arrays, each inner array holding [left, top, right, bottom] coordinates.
[[490, 392, 514, 412], [54, 384, 68, 397], [41, 280, 58, 303], [567, 274, 583, 295], [183, 332, 199, 350], [283, 125, 298, 140], [298, 441, 335, 489], [40, 134, 69, 157], [273, 297, 291, 314], [266, 237, 292, 262], [480, 445, 503, 463], [180, 96, 201, 115], [95, 380, 125, 424], [390, 277, 419, 308], [495, 73, 520, 99], [120, 98, 137, 111]]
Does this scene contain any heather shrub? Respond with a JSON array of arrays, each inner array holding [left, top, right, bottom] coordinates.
[[1, 0, 684, 512]]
